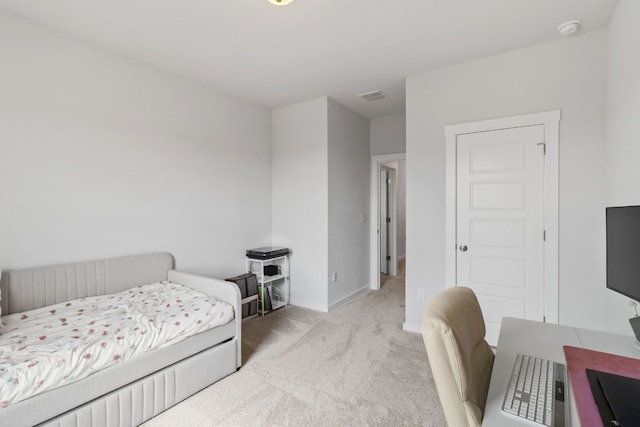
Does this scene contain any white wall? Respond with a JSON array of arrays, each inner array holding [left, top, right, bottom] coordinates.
[[606, 0, 640, 207], [405, 31, 609, 333], [0, 11, 273, 278], [604, 0, 640, 333], [327, 99, 370, 308], [370, 114, 406, 155], [272, 98, 329, 311]]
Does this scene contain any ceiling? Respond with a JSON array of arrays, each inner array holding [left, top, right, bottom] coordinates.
[[0, 0, 619, 119]]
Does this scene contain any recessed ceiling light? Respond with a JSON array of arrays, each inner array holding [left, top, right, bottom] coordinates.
[[268, 0, 295, 5], [557, 20, 581, 36]]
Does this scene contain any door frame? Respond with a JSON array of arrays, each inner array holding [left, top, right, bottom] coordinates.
[[370, 153, 405, 290], [444, 110, 561, 324]]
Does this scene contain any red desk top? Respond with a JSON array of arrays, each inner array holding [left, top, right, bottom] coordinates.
[[563, 345, 640, 427]]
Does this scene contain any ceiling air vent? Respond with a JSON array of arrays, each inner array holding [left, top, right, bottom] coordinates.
[[358, 90, 389, 101]]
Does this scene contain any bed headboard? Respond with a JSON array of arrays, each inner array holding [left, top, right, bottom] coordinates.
[[0, 252, 174, 315]]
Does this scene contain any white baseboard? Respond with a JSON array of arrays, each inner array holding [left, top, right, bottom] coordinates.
[[403, 322, 421, 334], [290, 286, 369, 313], [288, 298, 329, 313], [328, 286, 369, 311]]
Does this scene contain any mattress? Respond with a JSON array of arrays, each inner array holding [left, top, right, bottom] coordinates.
[[0, 281, 234, 409]]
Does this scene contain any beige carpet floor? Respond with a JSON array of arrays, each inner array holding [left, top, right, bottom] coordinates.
[[143, 266, 446, 426]]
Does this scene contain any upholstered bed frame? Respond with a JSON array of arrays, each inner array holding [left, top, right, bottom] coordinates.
[[0, 253, 242, 427]]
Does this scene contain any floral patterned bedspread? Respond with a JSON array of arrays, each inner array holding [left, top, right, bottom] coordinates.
[[0, 281, 234, 408]]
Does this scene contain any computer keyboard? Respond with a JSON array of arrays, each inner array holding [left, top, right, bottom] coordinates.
[[502, 353, 567, 426]]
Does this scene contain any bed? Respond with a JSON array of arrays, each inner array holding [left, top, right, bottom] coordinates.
[[0, 252, 242, 427]]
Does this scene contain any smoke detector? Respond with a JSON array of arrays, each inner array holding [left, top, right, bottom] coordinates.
[[558, 20, 581, 36], [358, 90, 389, 101]]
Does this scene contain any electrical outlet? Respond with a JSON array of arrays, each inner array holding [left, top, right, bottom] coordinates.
[[332, 272, 338, 282], [360, 214, 367, 223], [418, 288, 425, 300]]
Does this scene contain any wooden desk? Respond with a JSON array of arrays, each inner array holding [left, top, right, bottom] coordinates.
[[482, 317, 639, 426]]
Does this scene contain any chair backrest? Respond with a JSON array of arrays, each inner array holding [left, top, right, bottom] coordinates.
[[421, 286, 495, 427]]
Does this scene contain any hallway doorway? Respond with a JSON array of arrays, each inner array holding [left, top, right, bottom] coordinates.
[[370, 153, 406, 290]]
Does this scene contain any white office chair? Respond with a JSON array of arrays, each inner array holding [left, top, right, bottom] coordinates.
[[421, 286, 495, 427]]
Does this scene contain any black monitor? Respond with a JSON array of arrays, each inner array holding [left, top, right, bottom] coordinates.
[[606, 205, 640, 303]]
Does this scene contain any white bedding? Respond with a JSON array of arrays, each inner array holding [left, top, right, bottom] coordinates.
[[0, 281, 234, 408]]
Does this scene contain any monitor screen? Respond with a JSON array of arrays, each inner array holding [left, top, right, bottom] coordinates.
[[606, 205, 640, 302]]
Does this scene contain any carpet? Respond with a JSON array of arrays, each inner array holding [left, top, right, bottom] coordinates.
[[143, 268, 446, 426]]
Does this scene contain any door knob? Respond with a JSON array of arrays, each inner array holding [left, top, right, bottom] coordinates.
[[459, 245, 468, 252]]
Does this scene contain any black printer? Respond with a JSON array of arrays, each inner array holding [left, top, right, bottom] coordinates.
[[246, 246, 290, 260]]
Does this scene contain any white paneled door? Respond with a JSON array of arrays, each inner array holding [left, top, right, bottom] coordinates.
[[456, 125, 545, 346]]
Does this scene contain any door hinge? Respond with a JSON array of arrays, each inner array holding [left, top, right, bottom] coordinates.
[[543, 230, 546, 241], [543, 316, 546, 323], [387, 178, 391, 184], [537, 142, 546, 155], [386, 217, 391, 223], [386, 255, 391, 261]]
